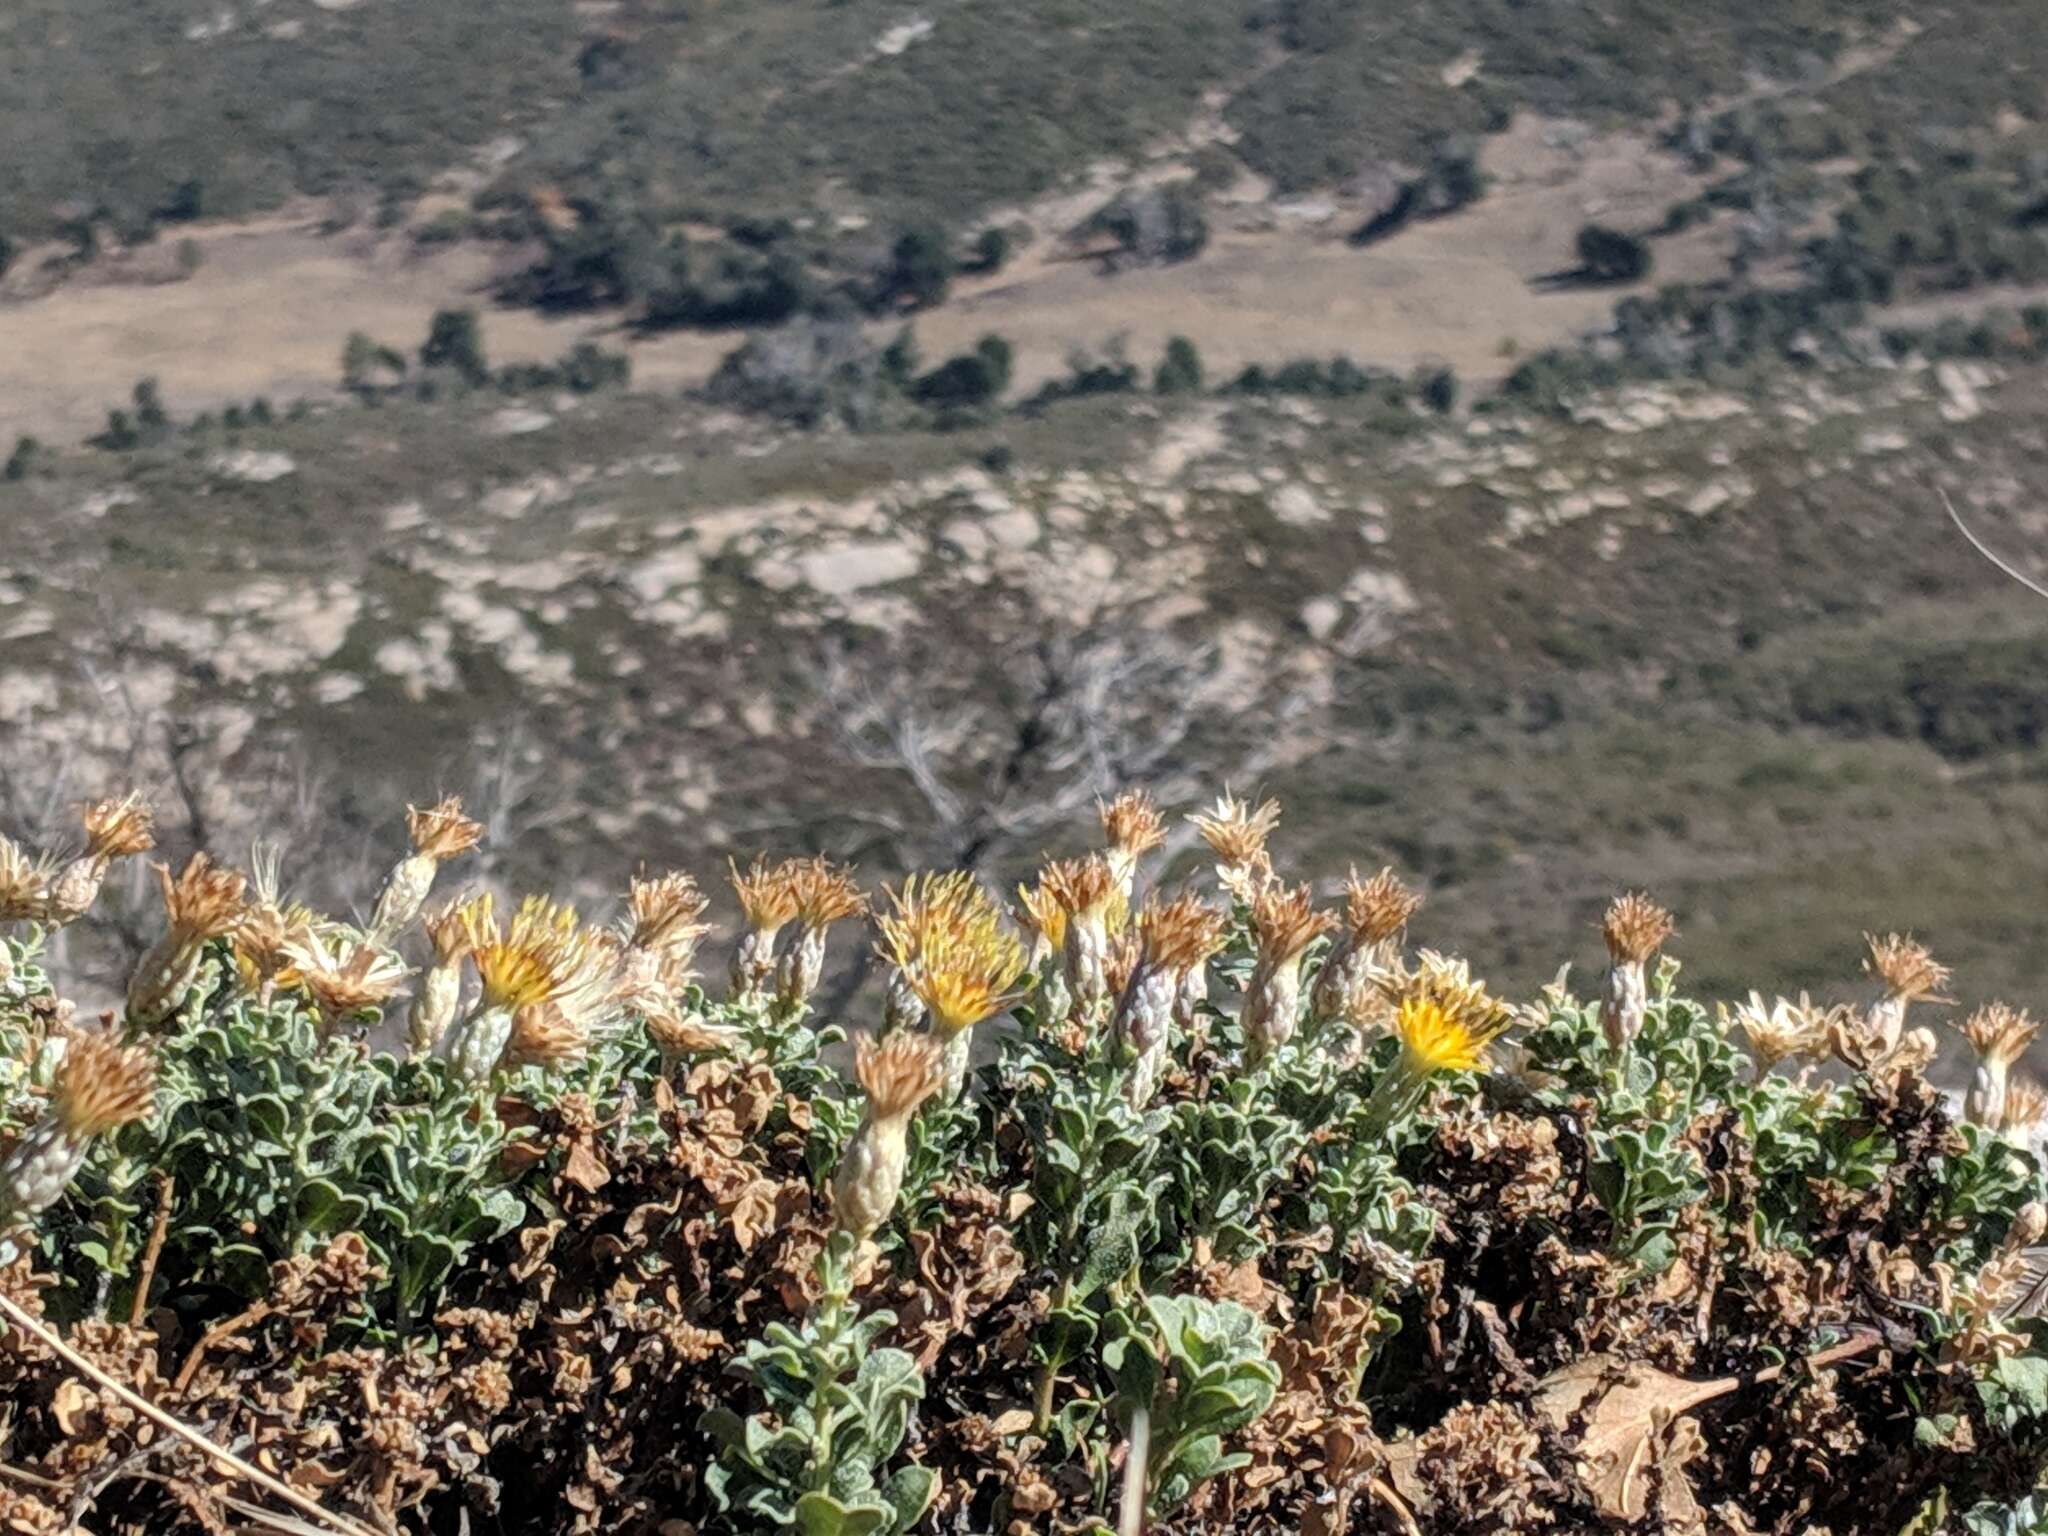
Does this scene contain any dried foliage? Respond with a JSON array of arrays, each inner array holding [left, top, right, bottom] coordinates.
[[0, 791, 2046, 1535]]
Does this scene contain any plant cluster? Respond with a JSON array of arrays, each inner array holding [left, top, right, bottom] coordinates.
[[1, 787, 2047, 1534]]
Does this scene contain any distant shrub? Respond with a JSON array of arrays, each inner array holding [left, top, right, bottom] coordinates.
[[1153, 335, 1205, 395], [3, 436, 37, 481], [1577, 224, 1653, 283], [421, 308, 489, 386], [705, 316, 891, 428], [1079, 185, 1209, 265]]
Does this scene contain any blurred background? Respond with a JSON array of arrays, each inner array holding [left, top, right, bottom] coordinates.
[[3, 0, 2048, 1039]]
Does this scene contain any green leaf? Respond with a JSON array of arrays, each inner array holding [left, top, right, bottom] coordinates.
[[878, 1465, 937, 1532], [793, 1490, 890, 1536]]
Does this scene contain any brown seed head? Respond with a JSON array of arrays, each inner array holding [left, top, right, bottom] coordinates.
[[1251, 882, 1337, 965], [1136, 893, 1228, 975], [155, 854, 248, 943], [1863, 932, 1952, 1003], [405, 796, 485, 863], [852, 1031, 946, 1123], [1601, 893, 1674, 964], [1186, 790, 1282, 873], [729, 854, 804, 932], [625, 870, 711, 958], [79, 794, 155, 862], [1345, 866, 1422, 945], [50, 1029, 157, 1138], [1099, 790, 1167, 860], [789, 856, 867, 928], [1963, 1002, 2041, 1071]]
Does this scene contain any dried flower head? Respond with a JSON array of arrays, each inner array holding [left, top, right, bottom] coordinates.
[[1136, 892, 1228, 975], [424, 897, 476, 965], [624, 870, 710, 959], [49, 1029, 157, 1138], [729, 854, 805, 933], [0, 836, 57, 923], [645, 1004, 736, 1058], [852, 1031, 947, 1124], [1186, 791, 1281, 880], [1250, 882, 1337, 965], [405, 796, 485, 863], [1041, 855, 1120, 925], [1963, 1002, 2040, 1071], [1345, 866, 1422, 945], [1601, 892, 1674, 964], [467, 895, 607, 1015], [1863, 932, 1952, 1003], [789, 856, 867, 928], [155, 853, 248, 941], [503, 1001, 587, 1072], [1100, 789, 1167, 858], [1722, 991, 1835, 1072], [2002, 1076, 2048, 1137], [285, 927, 410, 1027], [79, 794, 155, 862]]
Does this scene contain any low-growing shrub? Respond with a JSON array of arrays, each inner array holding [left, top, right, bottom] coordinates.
[[0, 791, 2045, 1534]]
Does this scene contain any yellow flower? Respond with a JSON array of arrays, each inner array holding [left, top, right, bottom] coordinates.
[[891, 878, 1026, 1036], [468, 895, 605, 1013], [1389, 955, 1513, 1076]]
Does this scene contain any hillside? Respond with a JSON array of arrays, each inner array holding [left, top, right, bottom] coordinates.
[[7, 340, 2048, 1030]]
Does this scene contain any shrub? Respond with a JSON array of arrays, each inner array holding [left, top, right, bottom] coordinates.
[[3, 436, 37, 481], [0, 795, 2045, 1535], [420, 307, 489, 385], [705, 316, 891, 428], [1577, 223, 1654, 283], [1153, 335, 1205, 395]]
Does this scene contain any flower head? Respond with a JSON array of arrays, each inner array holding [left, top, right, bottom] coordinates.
[[1186, 790, 1281, 890], [1863, 932, 1952, 1003], [1041, 855, 1120, 928], [1962, 1002, 2040, 1071], [624, 870, 710, 961], [1014, 875, 1070, 954], [853, 1031, 948, 1124], [405, 796, 485, 863], [1389, 957, 1513, 1076], [789, 856, 867, 929], [1345, 866, 1422, 945], [729, 855, 804, 933], [896, 882, 1026, 1036], [154, 853, 248, 942], [1721, 991, 1835, 1071], [1136, 892, 1228, 975], [2003, 1075, 2048, 1137], [79, 794, 156, 862], [1601, 893, 1674, 965], [1099, 790, 1166, 891], [424, 897, 477, 965], [1250, 882, 1337, 966], [0, 836, 56, 923], [877, 871, 983, 971], [466, 895, 607, 1014], [50, 1029, 157, 1137], [503, 1002, 587, 1072], [284, 926, 410, 1027]]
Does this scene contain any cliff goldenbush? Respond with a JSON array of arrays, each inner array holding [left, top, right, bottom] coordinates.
[[0, 790, 2046, 1533]]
